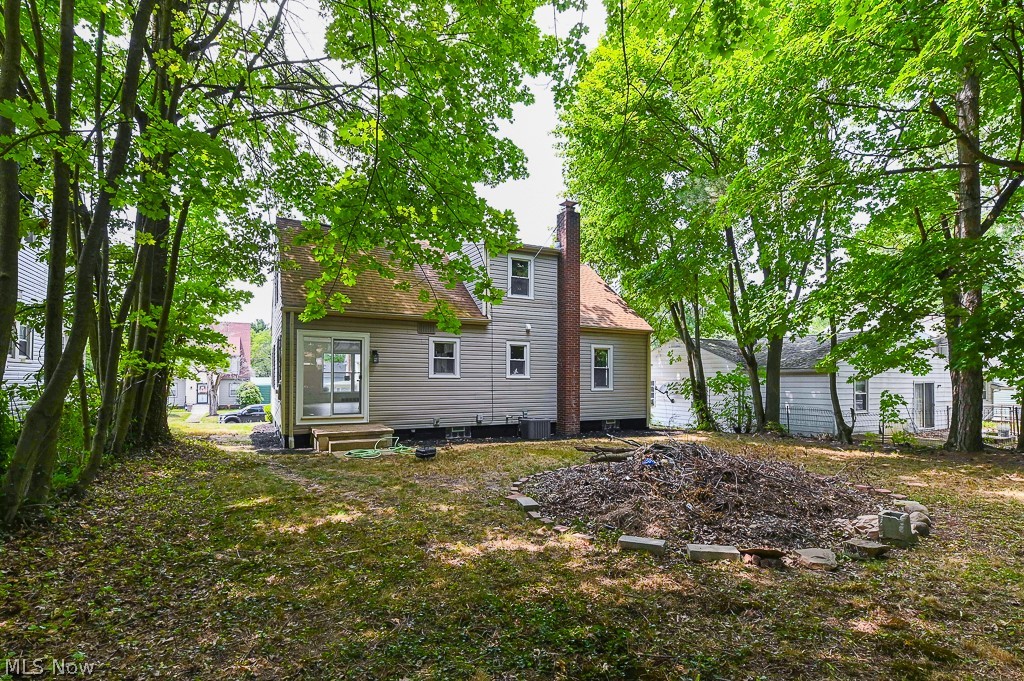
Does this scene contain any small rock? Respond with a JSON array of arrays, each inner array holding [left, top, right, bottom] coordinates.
[[686, 544, 742, 563], [795, 548, 838, 571], [894, 500, 929, 514], [743, 553, 762, 566], [909, 511, 932, 527], [739, 547, 786, 559], [515, 497, 541, 512], [618, 535, 667, 555], [912, 522, 931, 537], [759, 557, 785, 569], [844, 538, 891, 558]]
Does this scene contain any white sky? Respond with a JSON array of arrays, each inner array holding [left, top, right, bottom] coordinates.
[[230, 3, 607, 325]]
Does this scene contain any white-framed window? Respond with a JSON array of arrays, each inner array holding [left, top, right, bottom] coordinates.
[[429, 337, 460, 378], [506, 341, 530, 378], [9, 324, 32, 359], [508, 256, 533, 298], [229, 382, 239, 398], [853, 379, 869, 413], [592, 345, 613, 391]]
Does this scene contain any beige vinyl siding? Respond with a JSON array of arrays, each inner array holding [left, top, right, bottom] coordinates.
[[580, 329, 650, 421], [489, 251, 558, 421], [281, 251, 562, 435]]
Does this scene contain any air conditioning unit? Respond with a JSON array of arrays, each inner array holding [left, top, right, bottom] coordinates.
[[519, 418, 551, 440]]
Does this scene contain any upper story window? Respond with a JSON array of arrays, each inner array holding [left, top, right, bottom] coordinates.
[[507, 342, 530, 378], [853, 379, 869, 412], [508, 256, 533, 298], [8, 324, 32, 360], [592, 345, 613, 391], [429, 337, 460, 378]]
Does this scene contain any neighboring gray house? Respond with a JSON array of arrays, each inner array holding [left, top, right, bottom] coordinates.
[[270, 203, 653, 448], [652, 334, 953, 436], [4, 245, 47, 401]]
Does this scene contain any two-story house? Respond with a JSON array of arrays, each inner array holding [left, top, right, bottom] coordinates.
[[270, 202, 653, 448], [169, 321, 253, 410]]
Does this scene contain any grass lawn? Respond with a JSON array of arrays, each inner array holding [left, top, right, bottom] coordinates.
[[166, 408, 259, 444], [1, 433, 1022, 679]]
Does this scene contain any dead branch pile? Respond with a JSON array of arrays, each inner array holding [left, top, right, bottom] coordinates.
[[522, 441, 878, 550]]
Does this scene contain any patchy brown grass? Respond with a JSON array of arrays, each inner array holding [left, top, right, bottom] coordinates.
[[0, 432, 1022, 679]]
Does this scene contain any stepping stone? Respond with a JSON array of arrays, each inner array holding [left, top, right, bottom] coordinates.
[[686, 544, 741, 562], [894, 500, 929, 514], [891, 493, 908, 500], [909, 511, 932, 526], [527, 511, 542, 520], [505, 494, 524, 501], [618, 535, 667, 555], [853, 484, 872, 491], [515, 497, 541, 512], [844, 538, 891, 558], [553, 525, 570, 533], [540, 517, 555, 525], [872, 488, 893, 495], [739, 547, 785, 559], [795, 548, 838, 571]]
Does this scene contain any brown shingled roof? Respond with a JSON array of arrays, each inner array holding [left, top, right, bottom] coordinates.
[[580, 264, 653, 333], [278, 219, 487, 322], [277, 218, 652, 333]]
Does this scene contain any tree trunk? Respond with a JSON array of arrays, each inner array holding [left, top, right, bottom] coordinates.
[[669, 302, 716, 430], [26, 0, 77, 507], [0, 0, 157, 524], [0, 0, 22, 382], [764, 335, 783, 426], [945, 66, 985, 452]]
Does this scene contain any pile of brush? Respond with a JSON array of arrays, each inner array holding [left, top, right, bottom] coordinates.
[[521, 440, 877, 550]]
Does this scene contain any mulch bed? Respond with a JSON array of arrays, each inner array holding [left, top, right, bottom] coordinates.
[[520, 440, 879, 551]]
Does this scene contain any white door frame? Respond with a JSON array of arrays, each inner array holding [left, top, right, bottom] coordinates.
[[295, 330, 370, 425]]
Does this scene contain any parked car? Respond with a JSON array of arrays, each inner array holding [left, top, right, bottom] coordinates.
[[219, 404, 267, 423]]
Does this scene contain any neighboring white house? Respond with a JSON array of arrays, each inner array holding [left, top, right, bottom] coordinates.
[[651, 334, 953, 436], [4, 246, 48, 404], [166, 322, 253, 410]]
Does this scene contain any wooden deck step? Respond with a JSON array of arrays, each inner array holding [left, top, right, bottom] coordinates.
[[312, 424, 393, 452]]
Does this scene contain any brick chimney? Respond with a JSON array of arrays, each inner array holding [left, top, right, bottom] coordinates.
[[556, 200, 581, 435]]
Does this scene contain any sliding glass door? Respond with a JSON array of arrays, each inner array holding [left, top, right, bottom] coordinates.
[[299, 332, 367, 420]]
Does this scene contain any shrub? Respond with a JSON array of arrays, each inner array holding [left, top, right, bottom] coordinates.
[[890, 430, 918, 448], [237, 382, 263, 406], [263, 404, 272, 422]]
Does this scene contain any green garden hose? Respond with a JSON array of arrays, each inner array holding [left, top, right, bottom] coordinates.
[[338, 438, 416, 459]]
